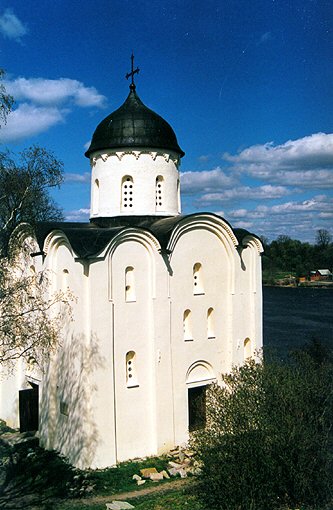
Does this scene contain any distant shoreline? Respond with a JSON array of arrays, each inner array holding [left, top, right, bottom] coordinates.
[[263, 282, 333, 289]]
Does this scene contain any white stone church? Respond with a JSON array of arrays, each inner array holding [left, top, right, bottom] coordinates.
[[0, 73, 263, 469]]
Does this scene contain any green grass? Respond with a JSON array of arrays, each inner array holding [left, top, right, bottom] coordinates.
[[87, 455, 171, 495]]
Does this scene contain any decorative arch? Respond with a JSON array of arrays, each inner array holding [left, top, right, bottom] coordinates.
[[167, 214, 238, 294], [186, 360, 215, 385], [43, 231, 75, 290], [107, 228, 160, 301], [43, 230, 75, 259], [241, 236, 264, 292]]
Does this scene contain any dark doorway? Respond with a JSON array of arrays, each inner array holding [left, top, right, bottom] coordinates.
[[19, 383, 39, 432], [188, 385, 207, 432]]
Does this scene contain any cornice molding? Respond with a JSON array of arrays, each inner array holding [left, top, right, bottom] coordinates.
[[90, 150, 180, 167]]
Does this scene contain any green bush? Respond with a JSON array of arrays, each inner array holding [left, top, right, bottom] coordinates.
[[191, 342, 333, 510]]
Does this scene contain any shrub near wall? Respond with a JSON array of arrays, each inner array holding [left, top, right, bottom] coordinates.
[[191, 343, 333, 510]]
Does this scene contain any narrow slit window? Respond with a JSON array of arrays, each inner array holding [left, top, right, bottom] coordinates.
[[207, 307, 215, 338], [62, 269, 69, 293], [244, 337, 252, 359], [121, 176, 134, 211], [125, 266, 135, 302], [92, 178, 99, 215], [177, 178, 180, 213], [183, 309, 192, 341], [126, 351, 138, 387], [155, 176, 164, 211], [193, 263, 204, 294]]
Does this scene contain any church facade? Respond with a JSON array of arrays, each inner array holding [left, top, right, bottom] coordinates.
[[0, 77, 263, 469]]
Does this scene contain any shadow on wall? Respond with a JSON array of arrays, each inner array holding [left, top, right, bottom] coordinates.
[[39, 331, 106, 469]]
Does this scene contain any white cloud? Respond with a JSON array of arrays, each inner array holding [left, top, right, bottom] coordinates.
[[233, 220, 254, 229], [64, 172, 90, 183], [1, 76, 106, 142], [224, 133, 333, 189], [197, 184, 291, 205], [224, 195, 333, 242], [0, 9, 27, 41], [180, 167, 236, 194], [65, 208, 90, 221], [0, 103, 65, 142], [5, 77, 106, 108]]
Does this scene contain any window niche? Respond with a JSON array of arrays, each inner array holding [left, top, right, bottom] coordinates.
[[193, 262, 204, 295], [121, 176, 134, 210], [62, 269, 69, 292], [207, 307, 215, 339], [244, 337, 252, 359], [92, 178, 99, 215], [183, 309, 193, 341], [125, 266, 135, 302], [155, 175, 164, 211], [126, 351, 138, 387]]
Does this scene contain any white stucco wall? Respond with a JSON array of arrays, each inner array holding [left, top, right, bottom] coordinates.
[[0, 214, 263, 470], [90, 149, 181, 219]]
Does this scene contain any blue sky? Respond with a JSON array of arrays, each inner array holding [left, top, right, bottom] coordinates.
[[0, 0, 332, 242]]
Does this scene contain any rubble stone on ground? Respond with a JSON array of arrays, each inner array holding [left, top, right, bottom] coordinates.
[[140, 467, 157, 478], [106, 501, 135, 509], [149, 472, 164, 481]]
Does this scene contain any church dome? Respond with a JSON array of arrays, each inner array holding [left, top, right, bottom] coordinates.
[[85, 86, 185, 158]]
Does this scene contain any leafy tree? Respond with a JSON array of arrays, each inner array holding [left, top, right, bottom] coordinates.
[[0, 146, 64, 256], [191, 345, 333, 510], [0, 69, 72, 368], [316, 229, 332, 248], [0, 244, 73, 369]]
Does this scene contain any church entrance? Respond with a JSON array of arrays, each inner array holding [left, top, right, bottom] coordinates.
[[188, 385, 207, 432], [19, 383, 39, 432]]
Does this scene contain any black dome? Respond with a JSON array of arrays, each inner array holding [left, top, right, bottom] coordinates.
[[85, 87, 184, 158]]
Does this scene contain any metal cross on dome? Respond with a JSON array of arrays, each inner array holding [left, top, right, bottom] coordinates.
[[126, 53, 140, 90]]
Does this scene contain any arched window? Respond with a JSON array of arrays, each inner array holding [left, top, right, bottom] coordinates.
[[193, 262, 204, 294], [62, 269, 69, 292], [126, 351, 138, 387], [177, 178, 180, 213], [121, 176, 134, 210], [125, 266, 135, 302], [92, 178, 99, 215], [155, 175, 164, 211], [183, 309, 192, 341], [207, 307, 215, 338], [244, 337, 252, 359]]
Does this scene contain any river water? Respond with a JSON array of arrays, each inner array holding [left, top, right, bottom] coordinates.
[[263, 286, 333, 355]]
